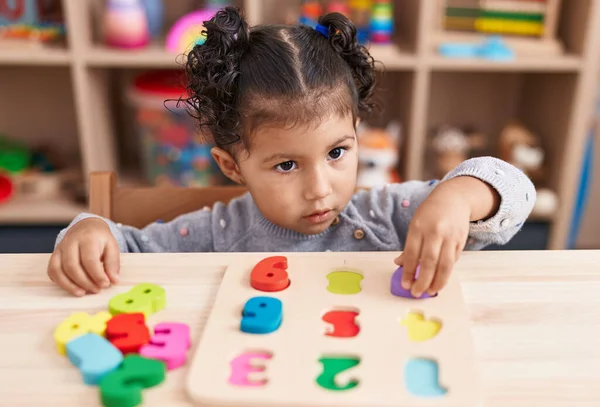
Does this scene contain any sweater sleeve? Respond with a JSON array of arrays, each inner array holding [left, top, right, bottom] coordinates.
[[54, 208, 216, 253], [350, 156, 536, 250]]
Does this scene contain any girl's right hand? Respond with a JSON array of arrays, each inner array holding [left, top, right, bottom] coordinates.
[[47, 218, 120, 296]]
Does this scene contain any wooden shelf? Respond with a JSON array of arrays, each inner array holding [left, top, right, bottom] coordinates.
[[0, 46, 71, 66], [0, 197, 85, 225], [428, 54, 582, 72], [85, 43, 184, 68], [368, 44, 417, 69]]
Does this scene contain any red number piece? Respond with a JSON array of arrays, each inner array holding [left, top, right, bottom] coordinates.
[[322, 310, 360, 337], [106, 313, 150, 354], [250, 256, 290, 292]]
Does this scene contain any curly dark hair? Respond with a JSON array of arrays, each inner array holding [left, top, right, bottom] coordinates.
[[183, 6, 377, 155]]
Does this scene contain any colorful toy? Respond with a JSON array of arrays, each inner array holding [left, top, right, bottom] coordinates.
[[66, 333, 123, 385], [106, 313, 151, 354], [139, 322, 191, 370], [100, 355, 166, 407], [326, 0, 350, 17], [54, 311, 112, 355], [141, 0, 164, 39], [299, 0, 323, 28], [356, 121, 401, 188], [108, 282, 166, 317], [186, 254, 481, 406], [103, 0, 150, 49], [350, 0, 371, 44], [0, 174, 13, 203], [165, 9, 218, 54], [439, 35, 514, 61], [390, 266, 437, 299], [369, 0, 393, 44], [250, 255, 290, 291], [52, 282, 195, 406]]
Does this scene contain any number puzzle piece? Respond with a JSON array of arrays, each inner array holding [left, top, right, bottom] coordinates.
[[100, 354, 166, 407], [139, 322, 190, 370], [228, 352, 272, 386], [316, 356, 360, 391], [404, 358, 447, 397], [240, 296, 282, 334], [391, 266, 437, 299], [322, 310, 360, 337], [106, 313, 150, 354], [54, 311, 112, 355], [108, 283, 166, 318], [326, 271, 363, 294], [250, 256, 290, 292], [66, 333, 123, 385], [400, 311, 442, 342]]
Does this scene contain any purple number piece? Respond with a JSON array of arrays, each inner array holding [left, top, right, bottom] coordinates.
[[390, 266, 436, 299]]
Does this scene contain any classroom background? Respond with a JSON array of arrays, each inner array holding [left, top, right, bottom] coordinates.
[[0, 0, 599, 253]]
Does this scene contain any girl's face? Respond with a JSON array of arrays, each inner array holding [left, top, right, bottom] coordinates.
[[215, 113, 358, 235]]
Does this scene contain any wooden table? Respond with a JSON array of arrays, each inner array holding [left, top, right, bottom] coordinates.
[[1, 250, 600, 406]]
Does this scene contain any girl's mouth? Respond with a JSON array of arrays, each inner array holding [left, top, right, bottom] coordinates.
[[304, 209, 332, 224]]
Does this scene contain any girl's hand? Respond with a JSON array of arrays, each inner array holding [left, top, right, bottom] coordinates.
[[394, 176, 500, 297], [47, 218, 120, 296]]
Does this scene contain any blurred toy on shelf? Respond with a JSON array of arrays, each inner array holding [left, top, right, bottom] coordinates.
[[141, 0, 164, 40], [349, 0, 371, 44], [326, 0, 350, 17], [369, 0, 393, 44], [128, 70, 228, 187], [435, 0, 563, 58], [0, 134, 82, 205], [103, 0, 150, 49], [497, 120, 558, 218], [439, 35, 514, 61], [299, 0, 323, 28], [356, 121, 402, 188], [430, 125, 486, 179], [0, 0, 65, 48], [165, 1, 231, 54]]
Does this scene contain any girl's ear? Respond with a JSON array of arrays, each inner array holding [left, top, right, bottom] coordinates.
[[211, 147, 244, 184]]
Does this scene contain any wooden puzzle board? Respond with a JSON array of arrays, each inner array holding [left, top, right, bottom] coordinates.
[[186, 253, 481, 407]]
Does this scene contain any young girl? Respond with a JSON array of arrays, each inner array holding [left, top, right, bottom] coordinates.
[[49, 7, 535, 299]]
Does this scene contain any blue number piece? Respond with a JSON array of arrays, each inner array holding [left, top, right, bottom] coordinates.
[[240, 296, 282, 334], [66, 333, 123, 385]]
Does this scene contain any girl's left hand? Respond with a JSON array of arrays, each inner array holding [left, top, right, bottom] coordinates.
[[394, 182, 472, 298]]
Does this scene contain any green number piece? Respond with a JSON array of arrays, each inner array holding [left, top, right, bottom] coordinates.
[[99, 355, 166, 407], [108, 283, 166, 318], [316, 356, 360, 391]]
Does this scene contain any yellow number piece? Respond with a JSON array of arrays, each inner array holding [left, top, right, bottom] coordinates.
[[108, 283, 166, 318], [54, 311, 112, 355]]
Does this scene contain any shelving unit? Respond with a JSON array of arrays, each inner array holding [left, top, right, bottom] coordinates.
[[1, 0, 599, 249]]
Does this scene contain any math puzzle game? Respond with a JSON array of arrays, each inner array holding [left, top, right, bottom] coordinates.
[[186, 254, 481, 407]]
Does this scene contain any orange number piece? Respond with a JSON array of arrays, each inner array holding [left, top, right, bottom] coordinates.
[[250, 256, 290, 292], [106, 313, 150, 354]]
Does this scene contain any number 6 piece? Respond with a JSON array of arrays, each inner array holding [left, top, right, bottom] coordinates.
[[52, 282, 191, 407]]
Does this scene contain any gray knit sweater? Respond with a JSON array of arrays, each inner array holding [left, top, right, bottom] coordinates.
[[56, 157, 536, 253]]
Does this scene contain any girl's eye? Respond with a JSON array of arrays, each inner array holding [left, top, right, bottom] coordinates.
[[328, 147, 346, 160], [275, 161, 296, 173]]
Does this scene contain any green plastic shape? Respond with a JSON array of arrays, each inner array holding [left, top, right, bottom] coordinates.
[[0, 135, 30, 174], [326, 271, 363, 294], [316, 356, 360, 391], [108, 283, 166, 318], [99, 355, 166, 407]]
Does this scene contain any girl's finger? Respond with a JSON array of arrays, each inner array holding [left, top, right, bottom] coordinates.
[[411, 236, 442, 298], [80, 241, 110, 288], [62, 243, 100, 294], [49, 251, 85, 296], [400, 231, 423, 290], [428, 241, 456, 295], [103, 240, 121, 284]]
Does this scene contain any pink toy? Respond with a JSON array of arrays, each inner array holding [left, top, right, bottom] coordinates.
[[228, 352, 272, 386], [103, 0, 150, 49], [165, 9, 217, 54], [139, 322, 191, 370]]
